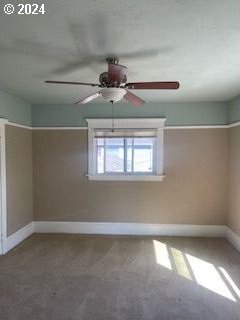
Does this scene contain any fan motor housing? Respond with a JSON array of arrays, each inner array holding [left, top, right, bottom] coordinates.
[[99, 72, 127, 87], [99, 72, 109, 86]]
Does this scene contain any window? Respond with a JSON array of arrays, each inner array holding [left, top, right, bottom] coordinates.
[[86, 118, 166, 181], [96, 136, 155, 174]]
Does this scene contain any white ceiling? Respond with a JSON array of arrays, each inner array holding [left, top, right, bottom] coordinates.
[[0, 0, 239, 104]]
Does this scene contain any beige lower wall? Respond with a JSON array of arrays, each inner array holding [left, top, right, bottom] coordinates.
[[228, 126, 240, 236], [33, 128, 228, 225], [6, 125, 33, 236]]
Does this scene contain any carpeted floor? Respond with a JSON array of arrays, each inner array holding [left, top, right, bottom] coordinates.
[[0, 234, 240, 320]]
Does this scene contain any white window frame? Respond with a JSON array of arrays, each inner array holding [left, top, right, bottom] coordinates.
[[86, 118, 166, 181]]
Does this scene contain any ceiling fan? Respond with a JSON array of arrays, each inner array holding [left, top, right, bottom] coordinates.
[[45, 57, 180, 106]]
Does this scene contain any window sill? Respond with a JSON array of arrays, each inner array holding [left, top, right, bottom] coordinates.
[[87, 174, 165, 181]]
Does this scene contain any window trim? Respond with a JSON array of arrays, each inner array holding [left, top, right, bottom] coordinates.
[[86, 118, 166, 181]]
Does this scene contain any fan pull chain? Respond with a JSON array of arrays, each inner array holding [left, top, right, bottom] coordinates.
[[111, 101, 115, 132]]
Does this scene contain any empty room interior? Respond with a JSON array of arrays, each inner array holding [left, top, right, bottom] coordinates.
[[0, 0, 240, 319]]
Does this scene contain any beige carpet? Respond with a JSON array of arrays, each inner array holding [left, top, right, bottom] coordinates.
[[0, 234, 240, 320]]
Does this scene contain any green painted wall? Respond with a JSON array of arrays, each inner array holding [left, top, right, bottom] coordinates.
[[32, 102, 228, 127], [229, 95, 240, 123], [0, 87, 233, 127], [0, 90, 31, 126]]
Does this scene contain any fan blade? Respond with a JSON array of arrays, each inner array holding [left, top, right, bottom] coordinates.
[[125, 81, 180, 90], [75, 92, 101, 104], [108, 63, 127, 83], [45, 80, 100, 87], [124, 90, 145, 106]]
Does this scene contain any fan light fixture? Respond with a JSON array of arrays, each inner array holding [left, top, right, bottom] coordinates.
[[100, 88, 126, 103]]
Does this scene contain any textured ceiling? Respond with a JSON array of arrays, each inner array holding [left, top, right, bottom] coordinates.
[[0, 0, 239, 104]]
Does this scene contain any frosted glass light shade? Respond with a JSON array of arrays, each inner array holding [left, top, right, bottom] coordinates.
[[100, 88, 126, 102]]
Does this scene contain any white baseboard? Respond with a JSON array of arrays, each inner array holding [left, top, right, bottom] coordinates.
[[4, 222, 240, 255], [3, 222, 34, 254], [34, 221, 226, 237], [226, 227, 240, 253]]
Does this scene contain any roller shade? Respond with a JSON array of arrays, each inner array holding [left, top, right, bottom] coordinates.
[[94, 129, 157, 138]]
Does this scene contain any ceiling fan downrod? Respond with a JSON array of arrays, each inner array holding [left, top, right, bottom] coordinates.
[[106, 56, 119, 64]]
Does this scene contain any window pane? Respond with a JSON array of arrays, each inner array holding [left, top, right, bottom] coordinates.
[[96, 136, 155, 174], [96, 139, 104, 173], [133, 138, 154, 172], [105, 138, 124, 172], [126, 138, 133, 172]]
